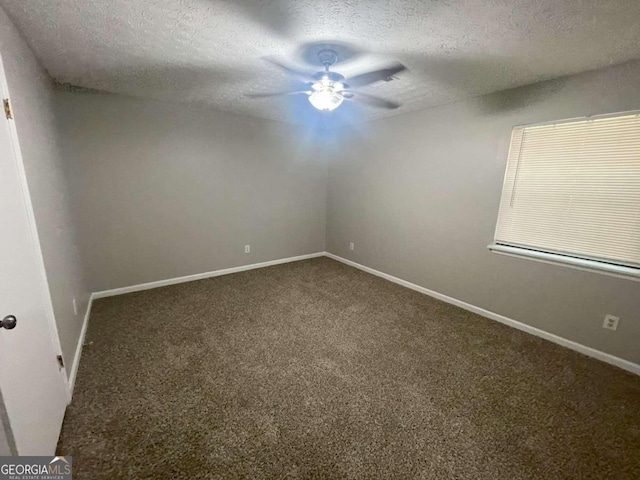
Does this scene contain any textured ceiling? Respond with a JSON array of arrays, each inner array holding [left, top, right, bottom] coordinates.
[[2, 0, 640, 125]]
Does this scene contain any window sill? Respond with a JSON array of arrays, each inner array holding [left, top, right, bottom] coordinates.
[[487, 244, 640, 282]]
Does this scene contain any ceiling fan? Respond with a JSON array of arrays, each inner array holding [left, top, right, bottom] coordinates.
[[246, 49, 406, 112]]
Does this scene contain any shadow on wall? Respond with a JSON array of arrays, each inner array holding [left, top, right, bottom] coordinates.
[[477, 78, 568, 116], [402, 53, 568, 115], [53, 63, 251, 102]]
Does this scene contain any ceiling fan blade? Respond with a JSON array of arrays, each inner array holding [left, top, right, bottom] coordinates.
[[345, 63, 407, 88], [263, 57, 316, 83], [342, 91, 400, 109], [245, 90, 311, 99]]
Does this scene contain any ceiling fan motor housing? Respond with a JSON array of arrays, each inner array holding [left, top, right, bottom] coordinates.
[[317, 49, 339, 68]]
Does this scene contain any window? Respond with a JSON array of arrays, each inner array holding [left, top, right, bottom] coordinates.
[[489, 111, 640, 280]]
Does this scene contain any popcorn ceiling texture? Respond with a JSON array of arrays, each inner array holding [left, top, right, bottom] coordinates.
[[2, 0, 640, 124]]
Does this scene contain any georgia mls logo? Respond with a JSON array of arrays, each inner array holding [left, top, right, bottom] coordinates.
[[49, 456, 71, 473], [0, 456, 72, 480]]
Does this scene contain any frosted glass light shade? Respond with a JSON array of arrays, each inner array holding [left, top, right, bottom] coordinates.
[[308, 88, 344, 112]]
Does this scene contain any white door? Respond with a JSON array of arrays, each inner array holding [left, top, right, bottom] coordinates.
[[0, 55, 68, 455]]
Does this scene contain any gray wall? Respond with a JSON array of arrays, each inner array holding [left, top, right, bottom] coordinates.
[[6, 2, 637, 370], [0, 7, 90, 375], [327, 60, 640, 364], [56, 92, 327, 292]]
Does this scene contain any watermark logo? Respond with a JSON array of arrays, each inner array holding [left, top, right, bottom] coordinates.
[[0, 456, 72, 480]]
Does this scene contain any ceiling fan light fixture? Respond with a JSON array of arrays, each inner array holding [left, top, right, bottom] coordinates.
[[248, 49, 405, 112], [309, 80, 345, 111], [309, 88, 344, 111]]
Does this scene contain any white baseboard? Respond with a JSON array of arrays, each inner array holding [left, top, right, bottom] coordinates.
[[325, 252, 640, 376], [92, 252, 325, 299], [68, 294, 94, 399]]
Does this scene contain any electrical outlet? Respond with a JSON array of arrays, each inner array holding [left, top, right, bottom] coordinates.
[[349, 242, 354, 251], [245, 245, 250, 254], [603, 314, 619, 331], [72, 298, 78, 316]]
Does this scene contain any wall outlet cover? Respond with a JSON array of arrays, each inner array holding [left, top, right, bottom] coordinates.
[[603, 314, 620, 331]]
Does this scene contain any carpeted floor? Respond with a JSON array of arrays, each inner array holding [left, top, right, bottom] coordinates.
[[58, 257, 640, 479]]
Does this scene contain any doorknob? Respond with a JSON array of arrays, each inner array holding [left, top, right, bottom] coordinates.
[[1, 315, 17, 330]]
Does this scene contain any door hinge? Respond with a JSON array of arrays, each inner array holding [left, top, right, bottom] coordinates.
[[3, 98, 12, 119], [56, 355, 64, 369]]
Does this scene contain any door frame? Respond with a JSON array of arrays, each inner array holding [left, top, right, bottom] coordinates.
[[0, 51, 71, 402]]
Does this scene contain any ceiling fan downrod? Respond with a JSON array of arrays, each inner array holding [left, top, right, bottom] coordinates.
[[317, 49, 338, 72]]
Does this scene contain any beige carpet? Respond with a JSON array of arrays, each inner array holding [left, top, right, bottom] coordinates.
[[58, 257, 640, 479]]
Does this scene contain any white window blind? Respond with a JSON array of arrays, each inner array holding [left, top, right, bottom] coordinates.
[[493, 112, 640, 271]]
